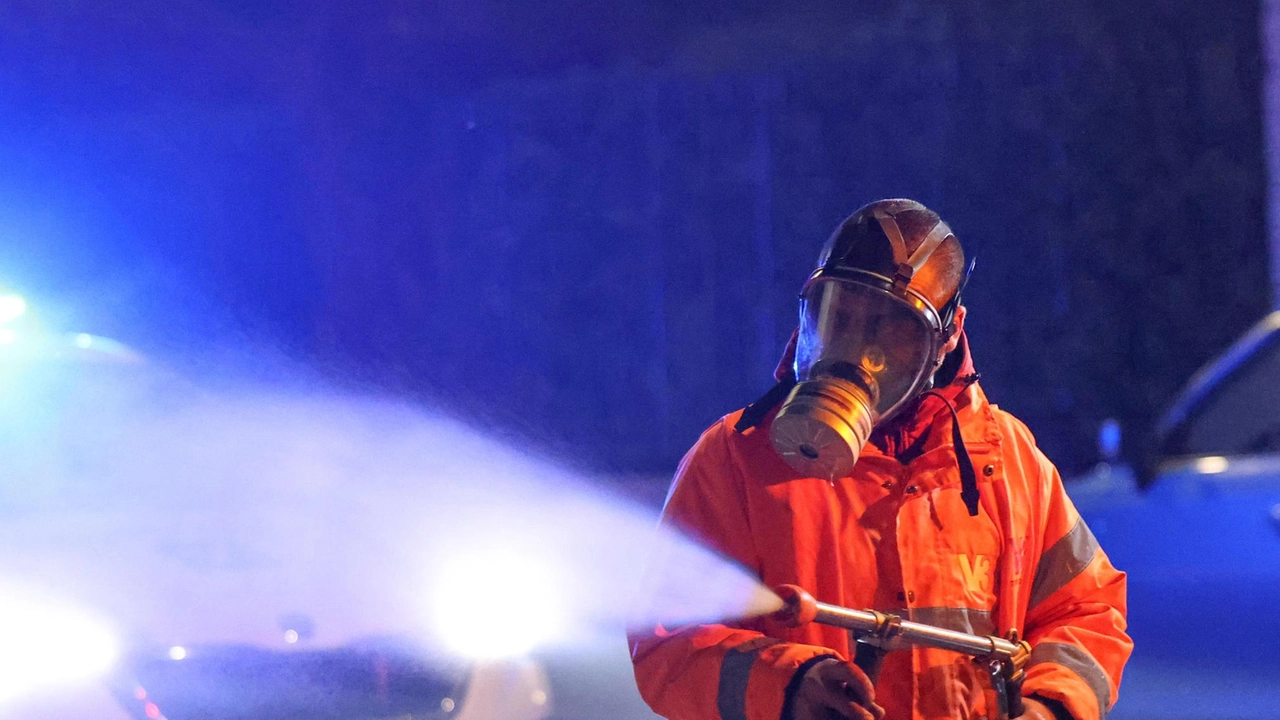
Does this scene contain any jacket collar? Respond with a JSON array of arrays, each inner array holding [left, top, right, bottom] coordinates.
[[867, 333, 981, 460]]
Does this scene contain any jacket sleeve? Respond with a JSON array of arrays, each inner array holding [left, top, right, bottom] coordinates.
[[630, 419, 838, 720], [1020, 447, 1133, 720]]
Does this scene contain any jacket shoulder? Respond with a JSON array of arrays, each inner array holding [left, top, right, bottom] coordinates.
[[669, 411, 747, 487], [689, 410, 747, 454], [694, 407, 776, 453], [984, 403, 1065, 507], [671, 407, 788, 489], [988, 405, 1041, 451]]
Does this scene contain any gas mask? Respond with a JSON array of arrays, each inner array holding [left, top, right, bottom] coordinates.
[[770, 202, 970, 480]]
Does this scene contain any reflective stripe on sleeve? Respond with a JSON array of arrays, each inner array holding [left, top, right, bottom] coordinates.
[[717, 645, 761, 720], [1028, 517, 1100, 610], [1028, 641, 1111, 718]]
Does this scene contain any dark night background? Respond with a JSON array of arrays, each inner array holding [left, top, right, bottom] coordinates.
[[0, 0, 1269, 478]]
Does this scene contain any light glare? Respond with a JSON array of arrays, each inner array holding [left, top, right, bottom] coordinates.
[[0, 585, 119, 702], [0, 328, 15, 345], [0, 295, 25, 324], [1194, 455, 1229, 474], [168, 646, 187, 661], [429, 547, 567, 659]]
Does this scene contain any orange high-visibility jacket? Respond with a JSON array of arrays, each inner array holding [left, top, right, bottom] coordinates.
[[631, 377, 1131, 720]]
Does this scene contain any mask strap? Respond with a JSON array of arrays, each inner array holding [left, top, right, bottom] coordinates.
[[941, 256, 977, 335], [873, 211, 954, 294], [735, 377, 798, 433], [872, 210, 910, 261], [923, 389, 981, 517], [907, 221, 954, 275], [871, 211, 913, 292]]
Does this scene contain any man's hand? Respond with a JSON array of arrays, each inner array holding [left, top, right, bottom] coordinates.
[[1019, 698, 1064, 720], [790, 658, 885, 720]]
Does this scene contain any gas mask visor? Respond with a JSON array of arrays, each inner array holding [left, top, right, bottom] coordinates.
[[770, 275, 945, 479]]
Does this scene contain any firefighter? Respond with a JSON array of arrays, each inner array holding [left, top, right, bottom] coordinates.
[[630, 199, 1131, 720]]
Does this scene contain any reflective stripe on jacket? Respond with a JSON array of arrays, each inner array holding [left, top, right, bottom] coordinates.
[[630, 380, 1131, 720]]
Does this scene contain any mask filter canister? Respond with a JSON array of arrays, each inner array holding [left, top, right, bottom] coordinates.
[[770, 376, 876, 481]]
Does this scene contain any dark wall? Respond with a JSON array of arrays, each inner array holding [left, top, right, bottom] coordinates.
[[0, 1, 1268, 475]]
